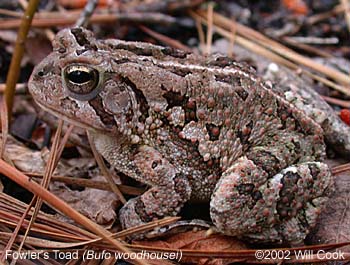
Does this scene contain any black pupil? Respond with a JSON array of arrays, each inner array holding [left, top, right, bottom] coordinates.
[[68, 70, 92, 84]]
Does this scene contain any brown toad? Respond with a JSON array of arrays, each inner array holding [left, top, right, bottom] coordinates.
[[28, 28, 334, 244]]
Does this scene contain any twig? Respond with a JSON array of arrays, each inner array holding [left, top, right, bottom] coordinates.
[[33, 102, 92, 151], [18, 0, 28, 9], [322, 95, 350, 108], [4, 0, 40, 122], [217, 10, 350, 86], [282, 37, 333, 58], [18, 0, 56, 42], [0, 11, 187, 29], [75, 0, 99, 27], [340, 0, 350, 32], [336, 196, 349, 243], [283, 36, 339, 45], [0, 83, 26, 94], [0, 200, 37, 263], [59, 0, 109, 9], [205, 2, 214, 54], [113, 217, 180, 239], [195, 18, 206, 53], [0, 159, 148, 265], [332, 163, 350, 175], [25, 173, 143, 195], [227, 18, 237, 57], [307, 4, 344, 25], [162, 0, 205, 12], [196, 12, 349, 96], [0, 8, 22, 17], [0, 192, 98, 240], [0, 97, 8, 159], [138, 25, 192, 52], [191, 10, 350, 95], [16, 120, 65, 256]]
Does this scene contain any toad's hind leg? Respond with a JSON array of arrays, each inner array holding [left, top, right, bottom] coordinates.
[[210, 157, 333, 244], [119, 146, 191, 230]]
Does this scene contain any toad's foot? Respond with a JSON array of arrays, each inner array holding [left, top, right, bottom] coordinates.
[[119, 146, 192, 233], [210, 156, 333, 244]]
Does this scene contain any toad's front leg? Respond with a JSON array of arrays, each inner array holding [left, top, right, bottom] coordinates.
[[119, 146, 192, 229]]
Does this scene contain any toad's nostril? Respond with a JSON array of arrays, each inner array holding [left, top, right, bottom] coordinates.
[[38, 70, 44, 77]]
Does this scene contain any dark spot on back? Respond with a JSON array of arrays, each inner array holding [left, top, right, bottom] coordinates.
[[163, 91, 198, 124], [237, 120, 253, 147], [248, 150, 280, 177], [308, 164, 320, 180], [277, 101, 292, 130], [184, 99, 197, 124], [252, 190, 262, 201], [110, 42, 189, 59], [161, 47, 188, 58], [208, 56, 236, 67], [208, 57, 256, 74], [296, 212, 309, 230], [206, 123, 221, 141], [215, 74, 239, 84], [294, 118, 307, 135], [276, 171, 302, 219], [237, 183, 255, 195], [111, 43, 153, 56], [215, 75, 248, 100], [151, 161, 159, 169], [235, 86, 249, 100], [76, 49, 89, 55], [276, 101, 310, 136], [71, 28, 89, 46], [163, 91, 186, 108], [112, 58, 130, 64], [170, 68, 192, 77], [291, 139, 301, 154]]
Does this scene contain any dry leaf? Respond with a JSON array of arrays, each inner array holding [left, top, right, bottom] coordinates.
[[134, 230, 247, 264]]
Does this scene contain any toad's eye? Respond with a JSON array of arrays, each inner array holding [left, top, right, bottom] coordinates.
[[63, 64, 102, 101]]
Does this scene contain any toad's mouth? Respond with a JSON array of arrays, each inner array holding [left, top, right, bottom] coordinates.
[[34, 99, 114, 134]]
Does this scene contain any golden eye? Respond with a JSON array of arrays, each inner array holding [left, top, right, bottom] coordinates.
[[63, 64, 102, 101]]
